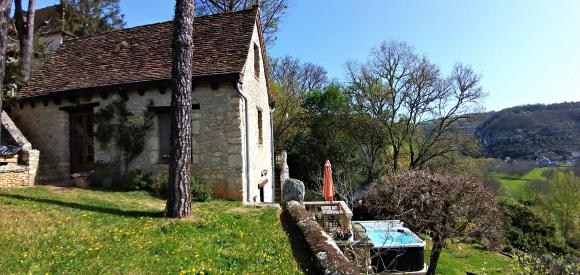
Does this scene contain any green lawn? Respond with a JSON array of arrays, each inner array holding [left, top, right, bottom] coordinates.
[[494, 167, 552, 200], [0, 186, 517, 274], [0, 186, 301, 274], [425, 241, 514, 274]]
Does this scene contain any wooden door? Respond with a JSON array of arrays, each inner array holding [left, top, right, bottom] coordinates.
[[70, 110, 95, 173]]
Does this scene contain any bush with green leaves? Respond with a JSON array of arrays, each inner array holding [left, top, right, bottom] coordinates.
[[512, 250, 580, 274], [147, 168, 169, 198], [500, 197, 572, 255], [94, 98, 155, 172], [190, 177, 212, 202], [120, 170, 150, 191]]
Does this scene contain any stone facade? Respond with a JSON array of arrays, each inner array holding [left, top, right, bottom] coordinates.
[[1, 111, 40, 187], [240, 24, 275, 203], [0, 164, 29, 187], [11, 21, 274, 202]]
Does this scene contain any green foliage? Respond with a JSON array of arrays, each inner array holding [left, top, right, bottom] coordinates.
[[534, 170, 580, 245], [92, 160, 119, 188], [32, 36, 48, 59], [62, 0, 126, 37], [477, 102, 580, 159], [512, 251, 580, 275], [0, 186, 300, 273], [284, 84, 363, 189], [148, 168, 169, 198], [121, 170, 149, 191], [500, 197, 572, 255], [94, 99, 155, 171], [190, 177, 212, 202]]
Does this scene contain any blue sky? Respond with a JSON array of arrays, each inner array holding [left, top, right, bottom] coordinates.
[[33, 0, 580, 111]]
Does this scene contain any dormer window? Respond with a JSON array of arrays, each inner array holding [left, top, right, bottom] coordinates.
[[253, 43, 260, 78]]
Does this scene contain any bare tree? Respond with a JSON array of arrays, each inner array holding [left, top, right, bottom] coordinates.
[[269, 56, 327, 148], [0, 0, 12, 144], [409, 64, 485, 169], [195, 0, 288, 47], [310, 165, 361, 209], [166, 0, 195, 218], [346, 40, 486, 173], [361, 171, 505, 275], [14, 0, 35, 83]]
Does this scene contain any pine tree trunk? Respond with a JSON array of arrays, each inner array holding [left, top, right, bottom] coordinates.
[[166, 0, 195, 218], [0, 0, 12, 144], [14, 0, 35, 83], [21, 0, 35, 83]]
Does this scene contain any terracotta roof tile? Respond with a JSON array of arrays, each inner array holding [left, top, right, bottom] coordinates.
[[19, 8, 258, 98]]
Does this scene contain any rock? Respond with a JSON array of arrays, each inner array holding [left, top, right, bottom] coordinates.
[[282, 178, 305, 204]]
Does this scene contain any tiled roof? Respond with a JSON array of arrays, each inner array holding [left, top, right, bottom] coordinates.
[[20, 8, 260, 99], [32, 4, 64, 35]]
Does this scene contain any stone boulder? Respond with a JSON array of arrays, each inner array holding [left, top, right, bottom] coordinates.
[[282, 178, 305, 204]]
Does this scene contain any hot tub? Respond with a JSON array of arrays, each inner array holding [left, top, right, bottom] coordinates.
[[354, 220, 427, 273]]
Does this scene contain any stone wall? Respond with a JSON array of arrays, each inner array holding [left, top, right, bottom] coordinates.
[[0, 164, 29, 187], [11, 102, 69, 182], [285, 200, 359, 274], [240, 23, 275, 203], [12, 85, 246, 199], [1, 111, 40, 187]]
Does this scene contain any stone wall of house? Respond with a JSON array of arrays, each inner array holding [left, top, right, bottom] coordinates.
[[96, 84, 245, 200], [240, 23, 275, 203], [12, 102, 69, 183], [12, 84, 246, 200]]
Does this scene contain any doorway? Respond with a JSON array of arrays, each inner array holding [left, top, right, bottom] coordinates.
[[69, 109, 95, 173]]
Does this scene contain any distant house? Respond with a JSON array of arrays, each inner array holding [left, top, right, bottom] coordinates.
[[10, 4, 71, 53], [12, 8, 277, 203], [29, 4, 71, 52], [537, 156, 551, 167]]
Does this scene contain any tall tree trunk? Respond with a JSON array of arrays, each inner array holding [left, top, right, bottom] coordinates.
[[392, 146, 400, 174], [427, 238, 443, 275], [0, 0, 12, 144], [166, 0, 195, 218], [15, 0, 35, 83]]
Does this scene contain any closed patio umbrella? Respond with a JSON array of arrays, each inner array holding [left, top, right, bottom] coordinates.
[[323, 160, 335, 201]]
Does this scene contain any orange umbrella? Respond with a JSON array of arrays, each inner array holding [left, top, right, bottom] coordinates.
[[323, 160, 335, 201]]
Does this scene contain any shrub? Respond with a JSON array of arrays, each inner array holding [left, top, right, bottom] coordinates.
[[190, 177, 212, 202], [92, 161, 120, 188], [148, 168, 169, 198], [512, 251, 580, 274], [482, 173, 502, 191], [121, 170, 149, 191], [360, 170, 505, 275], [500, 197, 572, 255]]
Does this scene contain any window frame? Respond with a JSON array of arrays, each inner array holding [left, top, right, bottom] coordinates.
[[257, 108, 263, 145], [253, 43, 260, 79]]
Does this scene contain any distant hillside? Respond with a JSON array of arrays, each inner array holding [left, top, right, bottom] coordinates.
[[475, 102, 580, 160]]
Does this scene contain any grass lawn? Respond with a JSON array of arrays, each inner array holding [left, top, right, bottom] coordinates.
[[425, 241, 514, 274], [0, 186, 302, 274], [494, 167, 552, 200]]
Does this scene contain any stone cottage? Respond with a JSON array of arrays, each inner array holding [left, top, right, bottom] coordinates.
[[12, 8, 276, 202]]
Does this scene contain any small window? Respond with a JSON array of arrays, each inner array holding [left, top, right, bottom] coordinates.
[[258, 109, 263, 144], [158, 113, 171, 161], [253, 43, 260, 78]]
